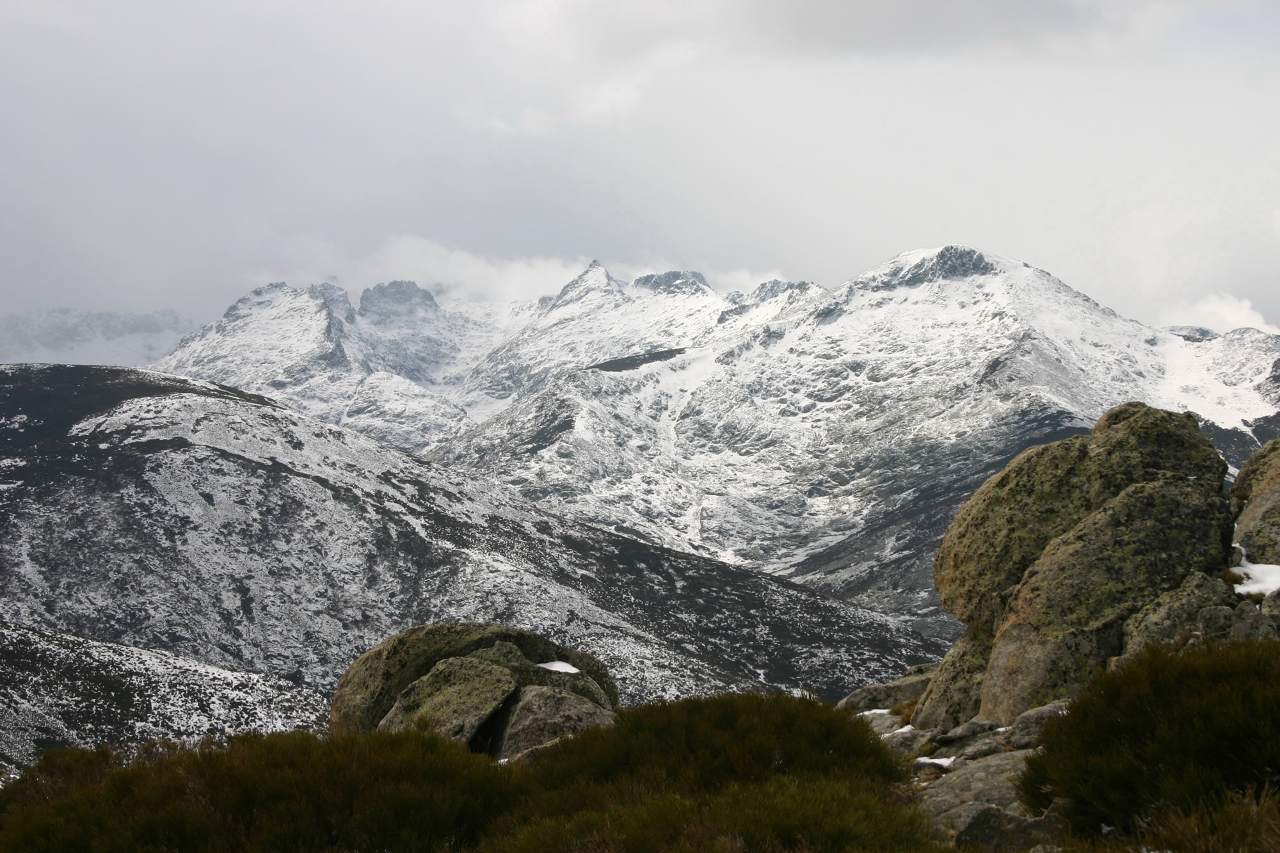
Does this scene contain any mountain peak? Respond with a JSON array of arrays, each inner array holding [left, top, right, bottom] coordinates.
[[749, 279, 820, 303], [851, 245, 1000, 292], [631, 270, 712, 297], [359, 280, 438, 324], [542, 262, 628, 312], [1166, 325, 1220, 343]]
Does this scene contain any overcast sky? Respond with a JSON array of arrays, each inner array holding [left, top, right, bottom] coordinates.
[[2, 1, 1278, 331]]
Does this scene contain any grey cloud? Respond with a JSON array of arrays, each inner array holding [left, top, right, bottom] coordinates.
[[0, 0, 1277, 329]]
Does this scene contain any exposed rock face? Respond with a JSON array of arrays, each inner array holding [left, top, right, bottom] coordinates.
[[935, 403, 1226, 637], [915, 403, 1233, 728], [330, 623, 616, 759], [1234, 438, 1280, 564], [835, 663, 935, 713], [979, 478, 1232, 721], [1123, 571, 1238, 655], [912, 634, 992, 731], [496, 686, 616, 761]]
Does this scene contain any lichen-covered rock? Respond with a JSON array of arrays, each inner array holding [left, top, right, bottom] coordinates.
[[857, 709, 908, 737], [835, 666, 935, 714], [1234, 438, 1280, 564], [329, 622, 616, 735], [934, 404, 1225, 637], [951, 803, 1067, 851], [1230, 601, 1278, 641], [1198, 604, 1236, 640], [921, 749, 1036, 833], [979, 478, 1231, 722], [913, 631, 991, 730], [1123, 571, 1237, 656], [496, 685, 616, 761], [1003, 700, 1069, 750], [912, 403, 1233, 729], [881, 724, 938, 757], [377, 656, 517, 740]]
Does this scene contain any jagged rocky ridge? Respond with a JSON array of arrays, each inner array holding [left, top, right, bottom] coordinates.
[[0, 364, 937, 771], [153, 247, 1280, 638]]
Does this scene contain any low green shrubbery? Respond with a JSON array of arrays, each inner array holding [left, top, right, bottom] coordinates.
[[1020, 640, 1280, 836], [0, 730, 519, 852], [0, 693, 945, 853]]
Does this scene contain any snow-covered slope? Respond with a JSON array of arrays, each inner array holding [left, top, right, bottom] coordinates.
[[153, 248, 1280, 637], [0, 308, 196, 367], [153, 281, 514, 453], [0, 622, 325, 782], [0, 364, 935, 756]]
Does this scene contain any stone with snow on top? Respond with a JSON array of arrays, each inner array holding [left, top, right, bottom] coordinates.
[[330, 623, 617, 759], [329, 622, 617, 737]]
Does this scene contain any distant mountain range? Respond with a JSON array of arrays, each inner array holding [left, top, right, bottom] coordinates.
[[152, 247, 1280, 637], [3, 246, 1279, 773]]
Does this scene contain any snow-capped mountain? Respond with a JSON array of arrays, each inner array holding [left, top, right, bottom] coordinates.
[[0, 622, 326, 782], [0, 364, 935, 740], [0, 308, 196, 367], [154, 281, 514, 454], [152, 246, 1280, 638]]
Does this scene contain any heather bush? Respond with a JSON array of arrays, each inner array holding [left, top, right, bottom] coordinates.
[[488, 776, 946, 853], [1020, 640, 1280, 835], [0, 730, 521, 852], [521, 692, 904, 798], [0, 693, 940, 852]]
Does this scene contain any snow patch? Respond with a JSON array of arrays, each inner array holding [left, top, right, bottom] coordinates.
[[1235, 558, 1280, 595], [536, 660, 581, 674]]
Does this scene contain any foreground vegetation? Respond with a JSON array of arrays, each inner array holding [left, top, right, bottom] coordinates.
[[10, 641, 1280, 852], [0, 693, 946, 853], [1021, 639, 1280, 849]]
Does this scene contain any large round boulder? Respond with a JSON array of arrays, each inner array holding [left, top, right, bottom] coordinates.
[[934, 403, 1225, 639], [913, 403, 1232, 729], [329, 623, 617, 757], [977, 477, 1231, 722]]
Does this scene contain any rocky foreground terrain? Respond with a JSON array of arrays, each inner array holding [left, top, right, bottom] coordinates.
[[834, 405, 1280, 847]]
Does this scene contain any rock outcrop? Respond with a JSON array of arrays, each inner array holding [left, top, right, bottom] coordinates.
[[329, 623, 616, 760], [841, 413, 1280, 848], [1234, 438, 1280, 564], [914, 403, 1233, 729]]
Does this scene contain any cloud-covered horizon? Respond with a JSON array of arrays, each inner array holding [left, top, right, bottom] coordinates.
[[2, 1, 1277, 330]]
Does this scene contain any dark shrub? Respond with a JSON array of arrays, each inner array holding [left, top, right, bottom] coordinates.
[[1020, 640, 1280, 834], [0, 730, 521, 852], [0, 693, 934, 853], [522, 692, 905, 797], [487, 776, 946, 853]]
